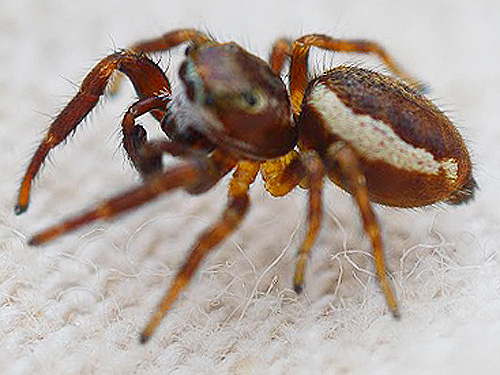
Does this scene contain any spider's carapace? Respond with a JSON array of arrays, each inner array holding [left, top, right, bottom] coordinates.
[[16, 29, 475, 343]]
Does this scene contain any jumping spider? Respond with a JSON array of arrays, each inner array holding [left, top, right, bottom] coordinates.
[[16, 29, 476, 343]]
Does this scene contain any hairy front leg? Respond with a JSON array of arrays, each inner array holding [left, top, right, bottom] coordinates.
[[130, 28, 212, 54], [16, 51, 170, 214], [109, 29, 213, 95]]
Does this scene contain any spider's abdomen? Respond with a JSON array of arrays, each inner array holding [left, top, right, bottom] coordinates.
[[298, 66, 475, 207]]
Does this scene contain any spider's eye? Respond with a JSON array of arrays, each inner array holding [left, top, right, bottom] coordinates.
[[237, 89, 267, 113], [204, 92, 216, 106], [242, 92, 258, 106]]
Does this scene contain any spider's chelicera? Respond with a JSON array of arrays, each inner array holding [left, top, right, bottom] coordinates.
[[15, 29, 476, 343]]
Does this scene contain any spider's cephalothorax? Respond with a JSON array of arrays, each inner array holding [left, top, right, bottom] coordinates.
[[175, 41, 296, 159], [16, 29, 475, 343]]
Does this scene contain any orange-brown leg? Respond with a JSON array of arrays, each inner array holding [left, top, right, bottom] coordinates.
[[268, 37, 292, 75], [28, 150, 237, 246], [140, 161, 259, 343], [289, 34, 424, 114], [261, 150, 301, 197], [331, 142, 399, 318], [109, 29, 213, 95], [15, 51, 171, 215], [261, 150, 324, 293], [261, 33, 298, 198], [129, 28, 212, 54], [293, 151, 324, 293]]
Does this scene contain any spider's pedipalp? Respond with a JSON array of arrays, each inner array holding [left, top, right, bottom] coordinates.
[[122, 96, 171, 178]]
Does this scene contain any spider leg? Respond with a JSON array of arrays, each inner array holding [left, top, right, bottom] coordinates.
[[129, 28, 212, 54], [260, 37, 301, 195], [260, 150, 302, 197], [28, 150, 236, 246], [109, 29, 213, 95], [261, 150, 324, 293], [268, 37, 292, 75], [330, 142, 399, 318], [293, 151, 324, 293], [140, 161, 260, 343], [16, 51, 171, 215], [122, 96, 170, 178], [289, 34, 425, 113]]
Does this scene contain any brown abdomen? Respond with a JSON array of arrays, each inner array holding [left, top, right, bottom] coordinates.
[[299, 66, 475, 207]]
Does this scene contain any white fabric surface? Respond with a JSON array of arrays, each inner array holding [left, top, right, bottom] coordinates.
[[1, 1, 499, 374]]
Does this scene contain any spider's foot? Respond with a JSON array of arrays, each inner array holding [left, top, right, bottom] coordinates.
[[293, 283, 304, 294], [390, 305, 401, 320], [14, 203, 28, 215], [139, 332, 151, 344], [27, 235, 40, 246]]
